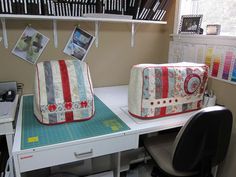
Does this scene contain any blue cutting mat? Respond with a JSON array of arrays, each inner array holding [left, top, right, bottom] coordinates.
[[21, 95, 130, 150]]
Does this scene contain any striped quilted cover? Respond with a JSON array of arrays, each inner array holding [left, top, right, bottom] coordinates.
[[128, 62, 208, 119], [34, 59, 94, 125]]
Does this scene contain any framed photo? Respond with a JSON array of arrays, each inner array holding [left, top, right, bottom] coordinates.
[[12, 26, 49, 64], [179, 15, 203, 34], [64, 27, 95, 61]]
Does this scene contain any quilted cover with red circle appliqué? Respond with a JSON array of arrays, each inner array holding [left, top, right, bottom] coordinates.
[[128, 63, 208, 119]]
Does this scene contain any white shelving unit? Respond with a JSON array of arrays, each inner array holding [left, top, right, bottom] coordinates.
[[0, 14, 167, 48]]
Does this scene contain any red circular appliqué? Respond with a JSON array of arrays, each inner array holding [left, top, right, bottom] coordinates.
[[65, 102, 72, 110], [48, 104, 57, 112], [184, 74, 201, 94]]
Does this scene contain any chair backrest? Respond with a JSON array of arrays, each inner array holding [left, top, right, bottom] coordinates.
[[172, 106, 233, 172]]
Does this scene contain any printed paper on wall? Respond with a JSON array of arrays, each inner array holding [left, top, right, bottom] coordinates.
[[12, 26, 49, 64]]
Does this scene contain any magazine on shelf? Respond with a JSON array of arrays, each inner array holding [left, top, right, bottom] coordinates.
[[64, 27, 95, 61]]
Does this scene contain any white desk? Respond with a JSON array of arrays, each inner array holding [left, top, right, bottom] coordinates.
[[12, 86, 197, 177], [95, 85, 197, 135], [0, 95, 19, 177]]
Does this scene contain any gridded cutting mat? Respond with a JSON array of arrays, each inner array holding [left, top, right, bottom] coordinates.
[[21, 95, 130, 150]]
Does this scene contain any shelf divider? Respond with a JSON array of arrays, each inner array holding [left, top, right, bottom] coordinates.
[[53, 19, 58, 48], [95, 21, 99, 48], [1, 18, 8, 48], [131, 22, 136, 48]]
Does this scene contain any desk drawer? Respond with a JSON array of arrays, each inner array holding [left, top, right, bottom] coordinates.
[[18, 134, 138, 172]]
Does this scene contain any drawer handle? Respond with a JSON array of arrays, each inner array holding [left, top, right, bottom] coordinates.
[[74, 149, 93, 158]]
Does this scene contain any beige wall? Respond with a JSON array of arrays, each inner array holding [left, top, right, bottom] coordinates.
[[207, 78, 236, 177], [207, 78, 236, 125], [0, 2, 175, 94]]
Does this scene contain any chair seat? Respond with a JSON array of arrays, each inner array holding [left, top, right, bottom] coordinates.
[[143, 133, 198, 177], [143, 106, 233, 177]]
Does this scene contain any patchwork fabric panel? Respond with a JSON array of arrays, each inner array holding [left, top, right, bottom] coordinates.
[[128, 62, 208, 119], [34, 59, 94, 125]]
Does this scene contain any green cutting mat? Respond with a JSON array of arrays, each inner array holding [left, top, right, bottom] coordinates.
[[21, 95, 130, 150]]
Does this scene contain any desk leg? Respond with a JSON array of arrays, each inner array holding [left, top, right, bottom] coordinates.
[[6, 134, 14, 177], [212, 165, 218, 177], [13, 153, 21, 177], [113, 152, 121, 177]]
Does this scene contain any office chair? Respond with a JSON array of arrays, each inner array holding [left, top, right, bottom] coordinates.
[[143, 106, 233, 177]]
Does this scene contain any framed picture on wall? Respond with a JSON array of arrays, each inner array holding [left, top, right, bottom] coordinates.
[[179, 15, 203, 34]]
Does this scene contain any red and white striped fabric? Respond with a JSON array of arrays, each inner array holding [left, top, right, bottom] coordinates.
[[128, 62, 208, 119], [34, 59, 94, 125]]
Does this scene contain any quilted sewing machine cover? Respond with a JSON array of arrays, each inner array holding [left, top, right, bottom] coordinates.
[[34, 59, 94, 125], [128, 62, 208, 119]]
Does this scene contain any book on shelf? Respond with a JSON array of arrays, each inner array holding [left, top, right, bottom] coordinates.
[[151, 0, 167, 20], [140, 0, 157, 20], [16, 0, 25, 14], [1, 0, 4, 14], [27, 0, 41, 15], [2, 0, 13, 14], [104, 0, 123, 14], [145, 0, 160, 20], [41, 0, 53, 15], [157, 0, 170, 20], [96, 0, 103, 13], [134, 0, 141, 19], [136, 0, 147, 19], [11, 0, 16, 14], [124, 0, 141, 19], [26, 0, 31, 15], [134, 0, 169, 21]]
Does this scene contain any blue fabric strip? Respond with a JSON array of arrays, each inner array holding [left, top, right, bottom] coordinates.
[[73, 61, 87, 100], [143, 68, 150, 99], [43, 61, 57, 122], [166, 68, 175, 113], [168, 68, 175, 97], [142, 68, 150, 117], [44, 61, 55, 104], [73, 60, 89, 117], [49, 113, 58, 123], [155, 68, 162, 115], [155, 68, 162, 99]]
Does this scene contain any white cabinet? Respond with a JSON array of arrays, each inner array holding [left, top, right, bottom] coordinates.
[[16, 133, 138, 173]]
